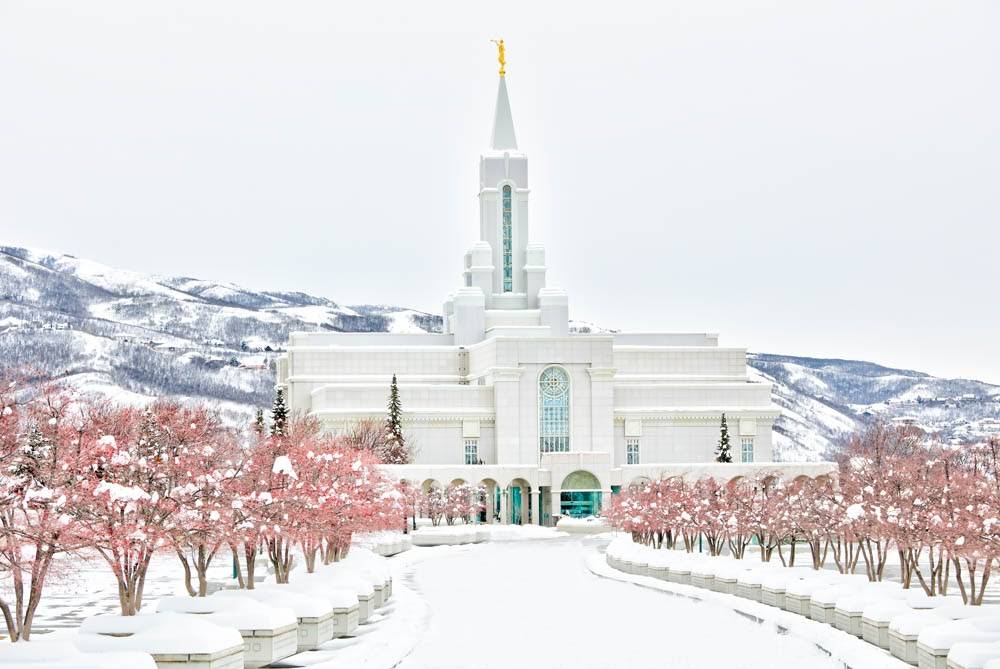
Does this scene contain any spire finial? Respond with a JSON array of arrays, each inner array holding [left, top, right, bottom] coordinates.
[[490, 39, 506, 77]]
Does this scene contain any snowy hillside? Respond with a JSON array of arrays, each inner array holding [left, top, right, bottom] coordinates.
[[2, 245, 997, 458], [750, 353, 1000, 461], [0, 246, 441, 422]]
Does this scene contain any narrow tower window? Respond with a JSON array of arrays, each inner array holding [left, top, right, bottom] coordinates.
[[539, 366, 570, 453], [502, 184, 513, 292]]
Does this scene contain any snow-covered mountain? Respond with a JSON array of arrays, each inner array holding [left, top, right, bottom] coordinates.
[[2, 245, 997, 459]]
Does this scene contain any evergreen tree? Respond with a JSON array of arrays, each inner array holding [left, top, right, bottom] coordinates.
[[252, 408, 266, 437], [715, 412, 733, 463], [137, 408, 165, 461], [270, 388, 288, 438], [13, 424, 51, 484], [383, 374, 408, 463]]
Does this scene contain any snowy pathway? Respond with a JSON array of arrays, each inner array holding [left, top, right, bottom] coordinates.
[[395, 538, 840, 669]]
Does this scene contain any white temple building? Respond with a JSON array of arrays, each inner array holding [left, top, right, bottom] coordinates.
[[277, 63, 833, 525]]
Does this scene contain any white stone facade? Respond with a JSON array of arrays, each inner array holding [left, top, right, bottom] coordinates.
[[277, 71, 833, 525]]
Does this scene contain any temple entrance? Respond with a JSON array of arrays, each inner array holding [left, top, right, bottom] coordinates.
[[559, 490, 601, 518], [558, 470, 603, 518]]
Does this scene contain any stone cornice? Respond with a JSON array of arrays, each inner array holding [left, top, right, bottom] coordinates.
[[586, 367, 617, 380]]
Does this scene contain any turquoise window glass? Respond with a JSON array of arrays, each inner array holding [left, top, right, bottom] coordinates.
[[539, 367, 569, 452], [502, 185, 513, 292]]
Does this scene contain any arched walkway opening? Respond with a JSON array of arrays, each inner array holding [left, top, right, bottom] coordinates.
[[559, 470, 603, 519], [508, 477, 531, 525], [479, 478, 500, 524]]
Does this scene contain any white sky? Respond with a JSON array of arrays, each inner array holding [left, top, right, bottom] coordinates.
[[2, 1, 998, 384]]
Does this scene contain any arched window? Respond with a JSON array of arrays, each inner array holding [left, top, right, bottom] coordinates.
[[539, 366, 569, 452], [501, 184, 513, 292]]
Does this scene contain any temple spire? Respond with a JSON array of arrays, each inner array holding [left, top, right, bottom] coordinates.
[[490, 71, 518, 151]]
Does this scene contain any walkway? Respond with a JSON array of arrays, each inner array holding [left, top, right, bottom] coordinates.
[[397, 538, 840, 669]]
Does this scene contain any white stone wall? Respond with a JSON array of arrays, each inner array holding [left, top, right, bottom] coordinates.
[[405, 423, 496, 466], [613, 346, 747, 378]]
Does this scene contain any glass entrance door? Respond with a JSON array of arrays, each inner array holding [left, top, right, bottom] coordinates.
[[560, 491, 601, 518], [510, 486, 522, 525]]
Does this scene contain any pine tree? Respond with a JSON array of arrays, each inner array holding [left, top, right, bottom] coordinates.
[[715, 412, 733, 463], [252, 408, 266, 437], [383, 374, 408, 463], [270, 388, 288, 438]]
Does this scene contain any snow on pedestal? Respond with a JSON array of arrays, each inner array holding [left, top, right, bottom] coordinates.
[[215, 588, 334, 652], [809, 582, 869, 624], [666, 555, 700, 586], [783, 574, 845, 616], [711, 561, 755, 595], [889, 605, 998, 665], [646, 550, 674, 582], [690, 556, 722, 590], [280, 576, 363, 636], [155, 595, 298, 669], [833, 582, 904, 636], [917, 617, 1000, 669], [735, 565, 780, 602], [77, 612, 245, 669], [947, 640, 1000, 669], [0, 639, 156, 669], [861, 590, 962, 650], [759, 567, 814, 609], [342, 546, 394, 603]]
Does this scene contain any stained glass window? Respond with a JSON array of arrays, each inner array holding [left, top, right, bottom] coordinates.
[[502, 185, 513, 292], [539, 366, 569, 452]]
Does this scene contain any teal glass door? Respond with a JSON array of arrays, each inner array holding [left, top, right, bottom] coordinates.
[[560, 491, 601, 518], [510, 487, 522, 525]]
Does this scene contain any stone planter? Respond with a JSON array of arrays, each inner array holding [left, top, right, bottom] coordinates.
[[946, 641, 1000, 669], [668, 563, 692, 585], [891, 612, 953, 664], [216, 589, 334, 652], [890, 605, 999, 665], [332, 601, 361, 638], [861, 600, 913, 650], [736, 567, 780, 603], [809, 584, 863, 625], [78, 613, 245, 669], [783, 575, 842, 616], [735, 580, 760, 602], [156, 595, 298, 669], [918, 619, 1000, 669], [690, 561, 717, 591], [281, 581, 361, 637]]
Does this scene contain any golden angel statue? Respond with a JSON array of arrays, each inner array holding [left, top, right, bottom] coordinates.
[[491, 39, 506, 76]]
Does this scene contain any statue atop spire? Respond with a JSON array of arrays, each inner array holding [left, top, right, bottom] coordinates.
[[491, 39, 506, 77]]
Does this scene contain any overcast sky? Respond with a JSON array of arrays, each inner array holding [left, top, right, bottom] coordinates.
[[2, 0, 998, 384]]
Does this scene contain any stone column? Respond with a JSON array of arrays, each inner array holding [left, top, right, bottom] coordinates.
[[499, 489, 509, 525], [531, 490, 540, 525], [520, 487, 529, 525], [550, 490, 561, 527]]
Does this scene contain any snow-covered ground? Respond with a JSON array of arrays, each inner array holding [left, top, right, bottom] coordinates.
[[14, 533, 914, 667], [395, 537, 839, 669]]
